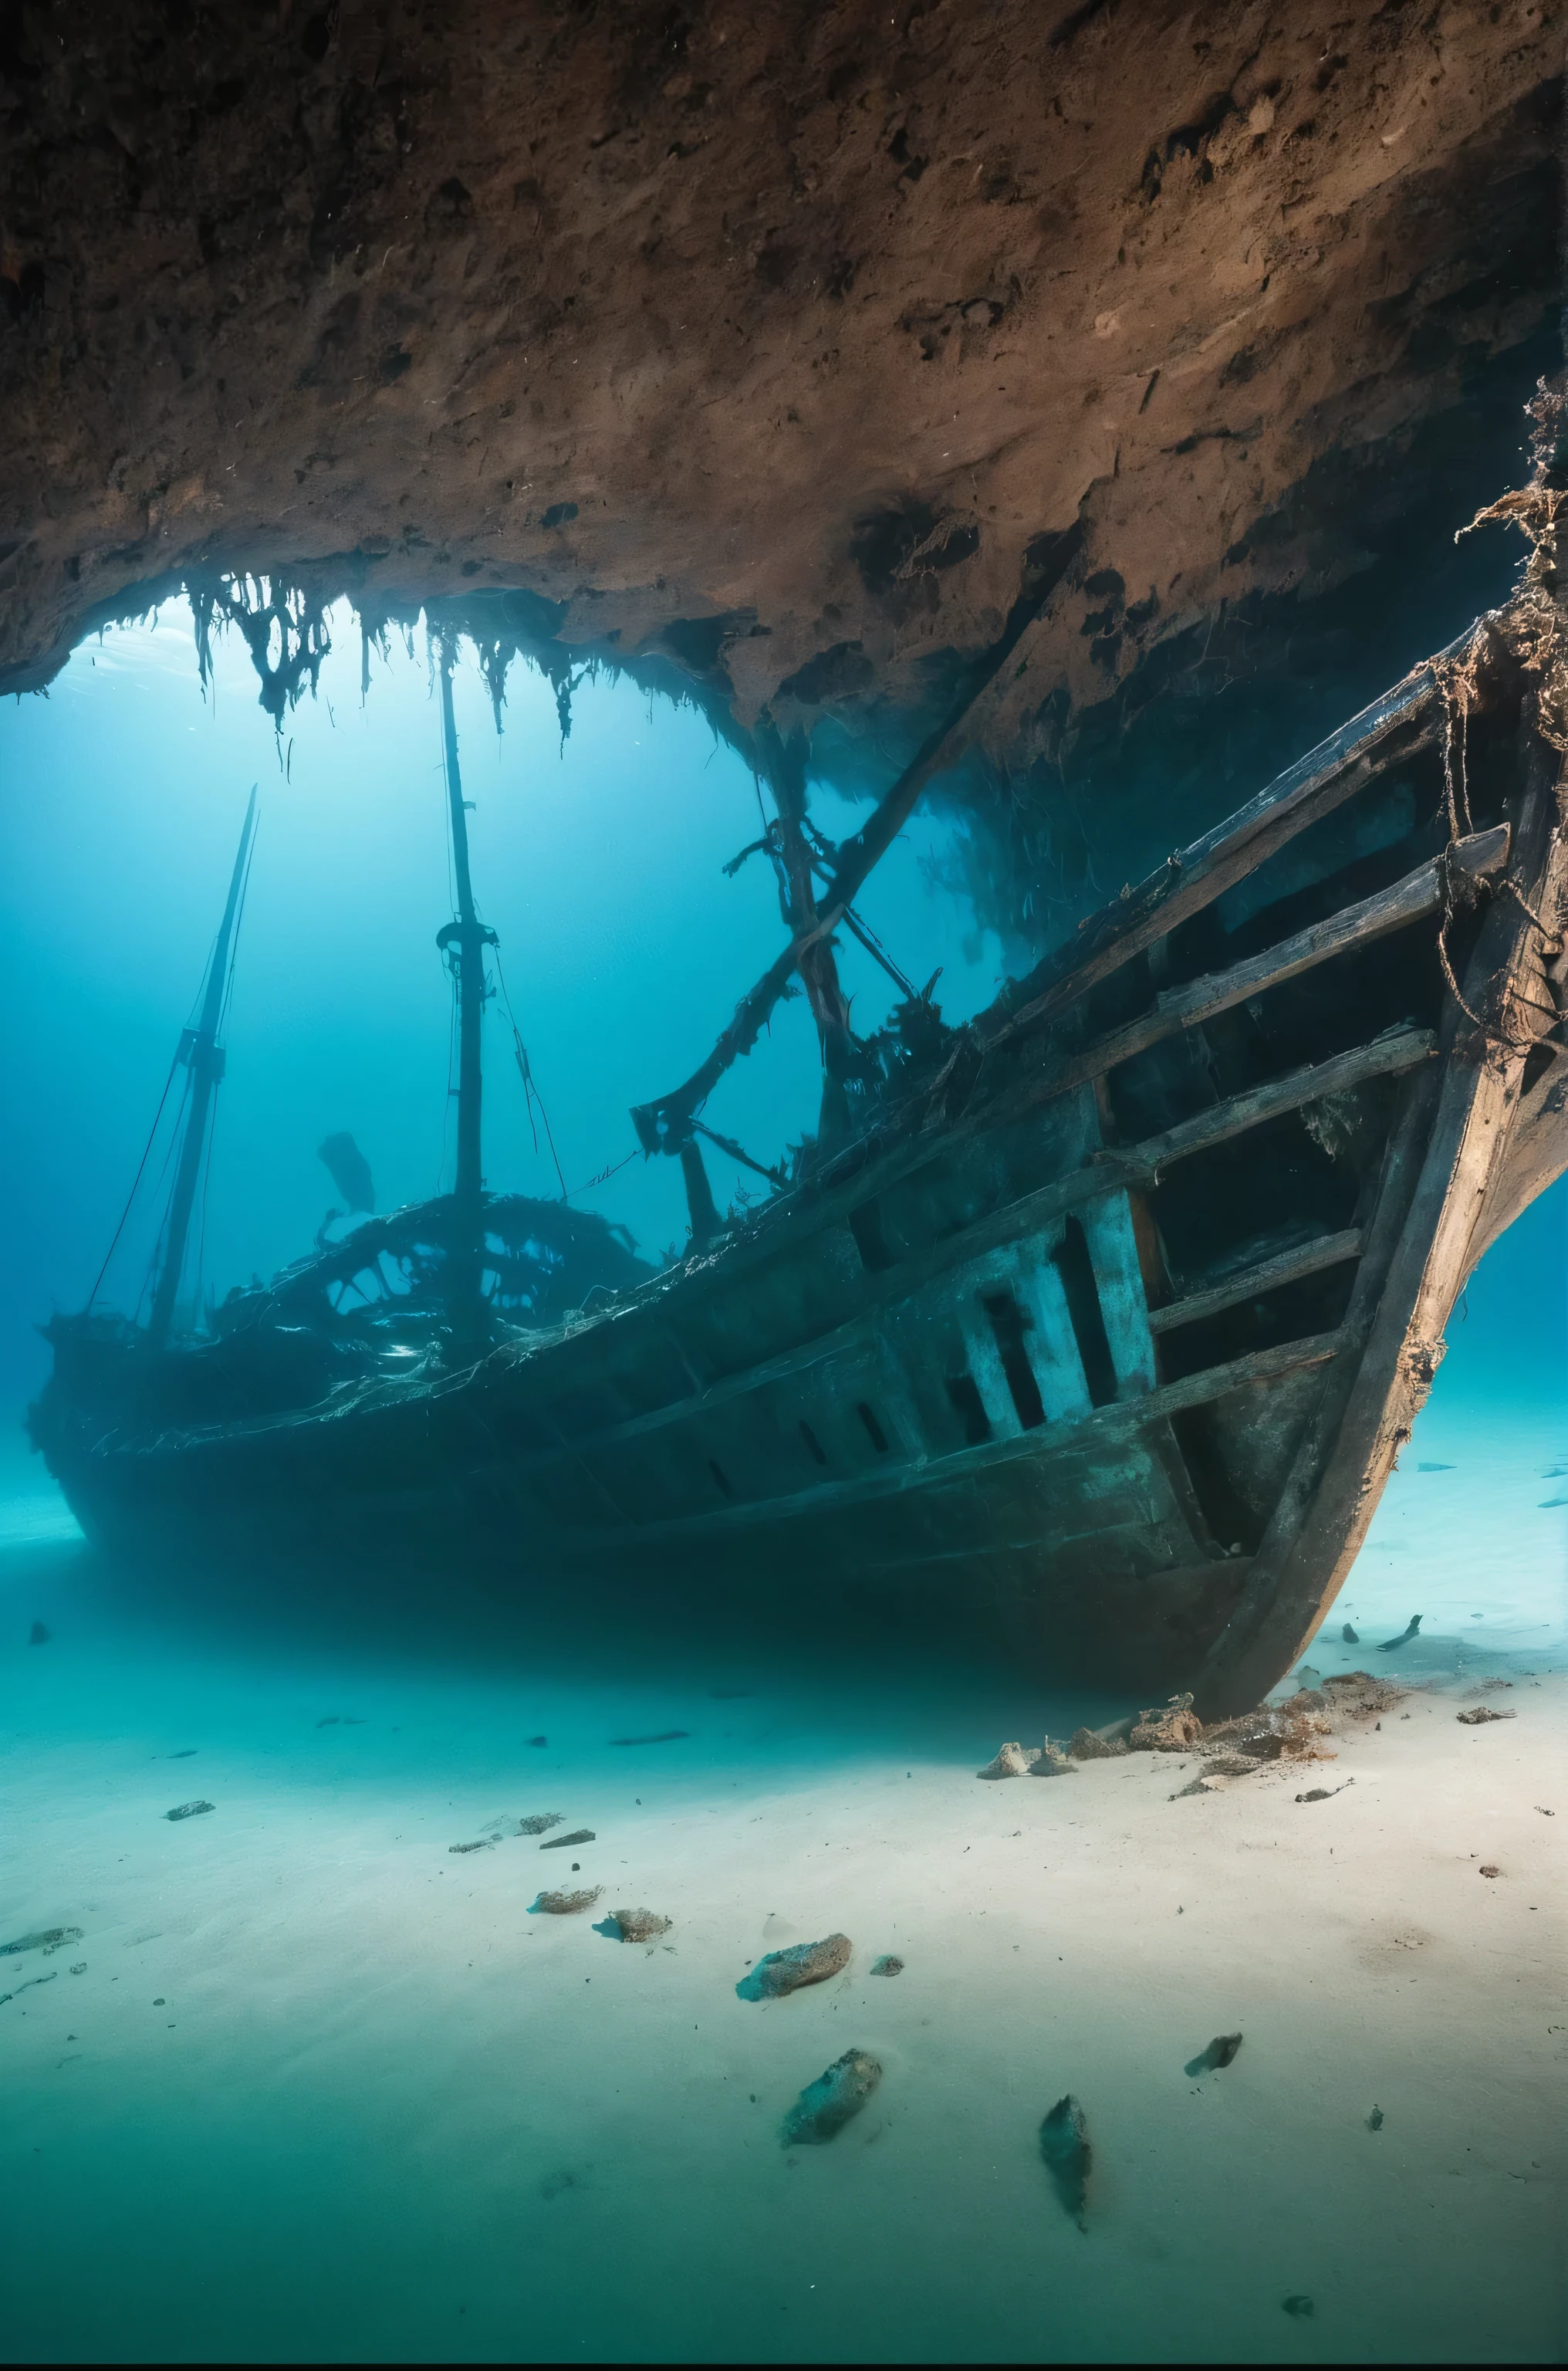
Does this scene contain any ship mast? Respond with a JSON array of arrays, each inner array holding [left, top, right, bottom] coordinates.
[[437, 651, 497, 1344], [147, 787, 258, 1348]]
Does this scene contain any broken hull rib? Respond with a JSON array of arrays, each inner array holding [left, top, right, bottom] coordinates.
[[32, 610, 1568, 1710]]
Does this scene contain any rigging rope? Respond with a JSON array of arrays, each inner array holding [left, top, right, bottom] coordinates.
[[561, 1146, 640, 1201], [691, 1118, 789, 1189], [1434, 649, 1563, 1053], [86, 1051, 181, 1311], [137, 1069, 194, 1324], [194, 1089, 219, 1328], [492, 944, 569, 1202]]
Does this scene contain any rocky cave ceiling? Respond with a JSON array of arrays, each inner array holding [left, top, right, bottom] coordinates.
[[1, 0, 1563, 944]]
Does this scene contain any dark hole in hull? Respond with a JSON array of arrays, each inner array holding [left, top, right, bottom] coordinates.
[[857, 1400, 890, 1453], [945, 1372, 992, 1446], [1158, 1263, 1358, 1383], [1169, 1404, 1264, 1557], [1151, 1111, 1363, 1293], [799, 1418, 828, 1466], [708, 1458, 734, 1497], [1053, 1216, 1117, 1407], [847, 1197, 894, 1272], [983, 1291, 1046, 1429]]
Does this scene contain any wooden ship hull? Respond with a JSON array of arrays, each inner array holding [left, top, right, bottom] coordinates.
[[30, 606, 1568, 1713]]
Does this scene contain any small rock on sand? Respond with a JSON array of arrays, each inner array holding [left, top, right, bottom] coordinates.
[[1032, 1743, 1078, 1778], [1039, 2095, 1091, 2227], [164, 1801, 215, 1821], [870, 1954, 904, 1977], [1068, 1727, 1128, 1760], [977, 1741, 1040, 1779], [531, 1888, 603, 1914], [1282, 2295, 1315, 2319], [736, 1933, 851, 2001], [1367, 2105, 1384, 2131], [517, 1813, 564, 1835], [1456, 1706, 1515, 1725], [1184, 2032, 1242, 2077], [780, 2048, 881, 2144], [611, 1908, 671, 1942], [1342, 1622, 1359, 1642]]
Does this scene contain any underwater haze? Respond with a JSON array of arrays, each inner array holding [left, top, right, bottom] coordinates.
[[0, 600, 1006, 1424], [1, 612, 1564, 2366]]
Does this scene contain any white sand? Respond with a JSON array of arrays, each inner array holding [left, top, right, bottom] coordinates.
[[2, 1436, 1563, 2366]]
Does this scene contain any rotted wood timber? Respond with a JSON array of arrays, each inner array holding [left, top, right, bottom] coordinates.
[[1146, 1229, 1365, 1335], [980, 641, 1457, 1047], [596, 1331, 1345, 1545], [1195, 700, 1568, 1714], [29, 596, 1568, 1704], [1040, 826, 1509, 1104]]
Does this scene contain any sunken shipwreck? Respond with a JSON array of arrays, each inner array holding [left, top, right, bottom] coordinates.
[[3, 8, 1566, 2366]]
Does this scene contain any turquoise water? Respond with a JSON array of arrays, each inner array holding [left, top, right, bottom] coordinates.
[[0, 600, 1004, 1402], [1, 614, 1563, 2364]]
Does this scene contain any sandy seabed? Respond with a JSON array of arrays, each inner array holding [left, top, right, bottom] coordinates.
[[1, 1409, 1563, 2366]]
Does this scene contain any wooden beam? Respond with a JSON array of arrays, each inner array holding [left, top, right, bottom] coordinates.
[[1147, 1229, 1364, 1334], [506, 1032, 1430, 1470], [611, 983, 1438, 1331], [977, 634, 1472, 1050], [1043, 824, 1509, 1101], [578, 1331, 1343, 1542], [629, 524, 1086, 1151], [1031, 1023, 1436, 1203], [1196, 707, 1568, 1714]]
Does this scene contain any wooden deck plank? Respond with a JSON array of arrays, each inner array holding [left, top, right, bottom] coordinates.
[[978, 643, 1460, 1047], [1039, 824, 1509, 1101], [1147, 1229, 1365, 1334]]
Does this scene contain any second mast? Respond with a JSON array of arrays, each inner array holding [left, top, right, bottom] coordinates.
[[437, 651, 497, 1341]]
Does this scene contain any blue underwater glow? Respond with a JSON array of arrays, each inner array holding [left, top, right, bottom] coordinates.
[[0, 600, 1005, 1426], [0, 609, 1563, 2366]]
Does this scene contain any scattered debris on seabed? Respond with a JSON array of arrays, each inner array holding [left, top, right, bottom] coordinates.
[[736, 1933, 851, 2001], [979, 1671, 1403, 1799], [1, 1926, 83, 1958], [781, 2050, 882, 2145], [610, 1908, 671, 1943], [1184, 2034, 1243, 2078], [1039, 2095, 1092, 2230]]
